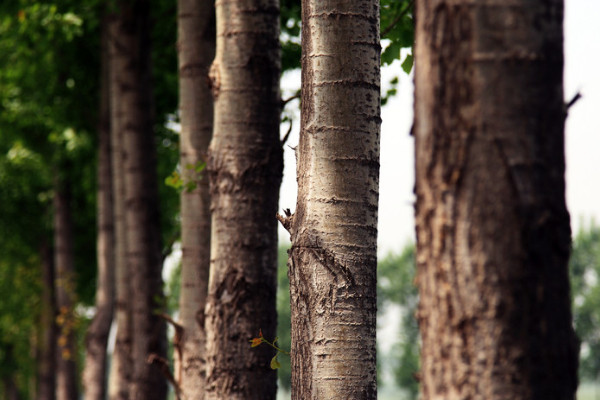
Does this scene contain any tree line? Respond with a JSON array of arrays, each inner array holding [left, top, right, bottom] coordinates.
[[0, 0, 595, 399]]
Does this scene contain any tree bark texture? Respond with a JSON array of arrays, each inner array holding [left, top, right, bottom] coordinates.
[[37, 241, 56, 400], [116, 1, 168, 399], [284, 1, 381, 398], [53, 179, 79, 400], [204, 0, 282, 398], [107, 10, 132, 400], [176, 0, 215, 398], [414, 1, 579, 399], [84, 13, 115, 400]]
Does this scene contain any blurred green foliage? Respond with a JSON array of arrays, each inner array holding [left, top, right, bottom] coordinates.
[[570, 224, 600, 381]]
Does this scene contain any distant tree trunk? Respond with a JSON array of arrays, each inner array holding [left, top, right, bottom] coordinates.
[[107, 10, 132, 400], [175, 0, 215, 398], [2, 346, 21, 400], [413, 0, 579, 399], [204, 0, 282, 398], [37, 241, 56, 400], [117, 1, 168, 399], [84, 13, 114, 400], [281, 1, 381, 398], [53, 178, 79, 400]]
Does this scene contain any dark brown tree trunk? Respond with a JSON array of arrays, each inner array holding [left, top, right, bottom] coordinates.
[[281, 1, 381, 398], [413, 0, 579, 399], [107, 9, 132, 399], [204, 0, 282, 398], [37, 241, 56, 400], [84, 12, 114, 400], [117, 1, 168, 399], [175, 0, 215, 398], [53, 179, 79, 400]]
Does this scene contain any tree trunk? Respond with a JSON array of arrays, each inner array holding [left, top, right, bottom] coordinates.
[[413, 1, 579, 399], [53, 179, 79, 400], [107, 10, 132, 400], [37, 241, 56, 400], [84, 12, 114, 400], [117, 1, 168, 399], [204, 0, 282, 398], [175, 0, 215, 398], [282, 1, 381, 399]]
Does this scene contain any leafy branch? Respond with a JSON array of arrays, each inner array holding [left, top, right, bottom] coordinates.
[[250, 329, 290, 369]]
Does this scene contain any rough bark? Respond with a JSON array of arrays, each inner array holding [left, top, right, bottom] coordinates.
[[204, 0, 282, 398], [282, 1, 381, 399], [175, 0, 215, 398], [84, 13, 115, 400], [53, 179, 79, 400], [37, 241, 56, 400], [116, 1, 168, 399], [107, 10, 132, 400], [413, 1, 579, 399]]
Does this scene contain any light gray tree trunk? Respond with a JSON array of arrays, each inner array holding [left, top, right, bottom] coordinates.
[[204, 0, 282, 398], [53, 179, 79, 400], [84, 13, 114, 400], [280, 1, 381, 398], [107, 10, 132, 400], [175, 0, 215, 398], [414, 0, 579, 398]]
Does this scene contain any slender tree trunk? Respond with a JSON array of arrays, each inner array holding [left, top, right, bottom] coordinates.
[[175, 0, 215, 398], [84, 13, 115, 400], [204, 0, 282, 398], [413, 0, 579, 399], [107, 10, 132, 400], [37, 241, 56, 400], [116, 1, 168, 399], [280, 1, 381, 398], [53, 178, 79, 400]]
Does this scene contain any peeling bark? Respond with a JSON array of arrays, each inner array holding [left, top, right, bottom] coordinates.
[[285, 1, 381, 398], [414, 1, 579, 399]]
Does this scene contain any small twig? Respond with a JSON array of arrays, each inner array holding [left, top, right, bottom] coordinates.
[[281, 92, 300, 107], [148, 354, 182, 400], [158, 313, 184, 384], [276, 208, 294, 234], [381, 0, 415, 38], [281, 117, 293, 147], [566, 92, 582, 110]]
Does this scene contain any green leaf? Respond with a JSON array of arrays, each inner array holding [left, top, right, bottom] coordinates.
[[270, 354, 281, 370], [401, 53, 414, 74]]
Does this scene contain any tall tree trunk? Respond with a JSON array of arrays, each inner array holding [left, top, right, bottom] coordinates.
[[107, 10, 132, 400], [53, 179, 79, 400], [84, 13, 114, 400], [117, 1, 168, 399], [176, 0, 215, 398], [204, 0, 282, 398], [37, 241, 56, 400], [413, 0, 579, 398], [281, 1, 381, 398]]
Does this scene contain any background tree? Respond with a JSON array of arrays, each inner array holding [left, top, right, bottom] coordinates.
[[278, 0, 381, 398], [83, 11, 114, 400], [174, 0, 215, 397], [570, 224, 600, 382], [203, 0, 282, 398], [414, 0, 578, 398]]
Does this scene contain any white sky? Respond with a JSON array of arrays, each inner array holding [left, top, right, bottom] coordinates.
[[278, 0, 600, 256]]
